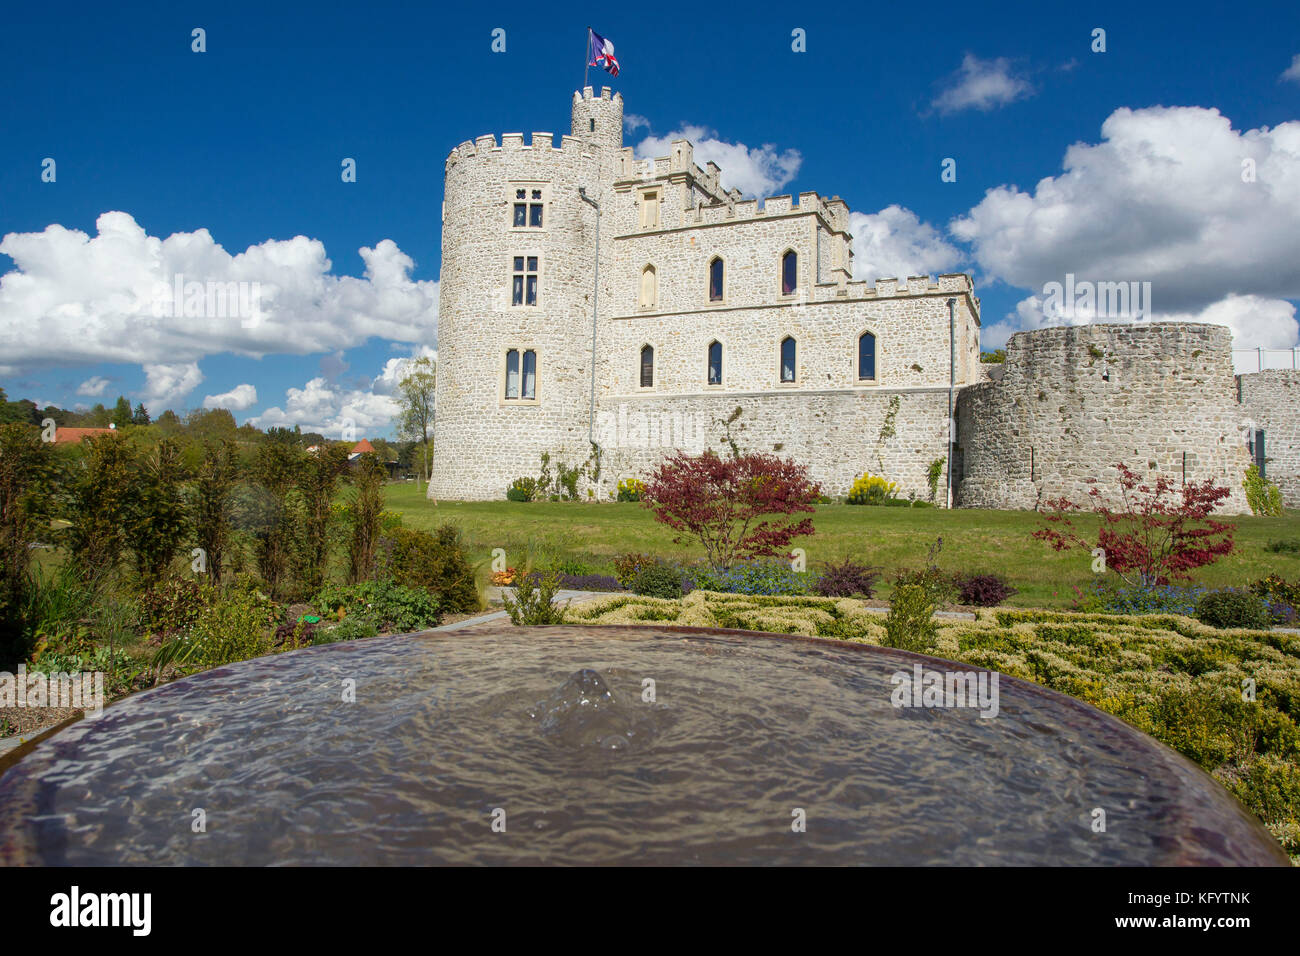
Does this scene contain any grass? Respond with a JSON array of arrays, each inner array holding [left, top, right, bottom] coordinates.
[[384, 485, 1300, 607]]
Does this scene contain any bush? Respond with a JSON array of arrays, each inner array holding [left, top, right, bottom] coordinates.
[[617, 478, 645, 502], [690, 560, 815, 596], [894, 566, 955, 607], [846, 473, 898, 506], [314, 615, 380, 644], [156, 580, 277, 671], [613, 553, 656, 589], [882, 584, 939, 653], [138, 575, 208, 635], [506, 477, 537, 502], [952, 572, 1017, 607], [630, 564, 691, 600], [814, 557, 880, 598], [1073, 582, 1204, 616], [641, 450, 819, 569], [1195, 589, 1272, 631], [502, 570, 567, 625], [1265, 539, 1300, 554], [1244, 465, 1284, 517], [314, 580, 442, 633], [379, 525, 478, 613]]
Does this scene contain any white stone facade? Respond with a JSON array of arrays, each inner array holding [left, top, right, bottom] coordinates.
[[429, 91, 1273, 515]]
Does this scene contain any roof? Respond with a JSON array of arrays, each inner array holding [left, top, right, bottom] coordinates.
[[53, 427, 116, 444], [351, 439, 375, 454]]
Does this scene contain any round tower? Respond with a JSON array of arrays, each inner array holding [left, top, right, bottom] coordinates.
[[430, 91, 622, 501]]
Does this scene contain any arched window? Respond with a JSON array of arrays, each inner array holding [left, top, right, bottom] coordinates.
[[781, 250, 797, 295], [780, 337, 797, 383], [505, 349, 520, 398], [521, 349, 537, 399], [709, 257, 724, 302], [640, 345, 654, 388], [639, 264, 657, 310], [707, 341, 722, 385], [858, 332, 876, 381], [505, 349, 537, 400]]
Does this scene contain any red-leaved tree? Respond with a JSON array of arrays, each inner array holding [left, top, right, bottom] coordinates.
[[1033, 462, 1235, 587], [641, 450, 820, 570]]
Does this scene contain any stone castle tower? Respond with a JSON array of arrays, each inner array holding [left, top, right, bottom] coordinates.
[[430, 90, 1273, 514]]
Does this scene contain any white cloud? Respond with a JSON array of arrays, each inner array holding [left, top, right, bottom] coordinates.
[[951, 105, 1300, 346], [202, 383, 258, 411], [1281, 54, 1300, 84], [849, 205, 963, 282], [246, 347, 434, 437], [634, 126, 801, 197], [76, 375, 111, 397], [623, 113, 650, 133], [0, 212, 439, 379], [142, 362, 204, 409], [932, 54, 1033, 115]]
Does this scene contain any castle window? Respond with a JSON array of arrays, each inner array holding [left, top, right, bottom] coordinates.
[[589, 118, 595, 132], [707, 341, 722, 385], [511, 186, 545, 228], [780, 337, 797, 383], [782, 250, 798, 295], [640, 345, 654, 388], [858, 332, 876, 380], [512, 256, 539, 306], [640, 189, 660, 229], [709, 257, 724, 302], [504, 348, 537, 401], [639, 265, 657, 310]]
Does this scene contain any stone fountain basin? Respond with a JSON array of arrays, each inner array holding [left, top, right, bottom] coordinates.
[[0, 625, 1287, 866]]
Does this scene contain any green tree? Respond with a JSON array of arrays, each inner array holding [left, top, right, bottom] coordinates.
[[251, 441, 303, 599], [0, 424, 55, 658], [396, 356, 436, 484], [111, 395, 133, 429], [347, 453, 386, 583], [192, 440, 240, 584], [63, 434, 137, 577], [125, 438, 190, 582], [296, 443, 350, 593], [131, 402, 152, 426]]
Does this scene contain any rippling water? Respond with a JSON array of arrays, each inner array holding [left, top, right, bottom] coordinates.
[[0, 626, 1286, 865]]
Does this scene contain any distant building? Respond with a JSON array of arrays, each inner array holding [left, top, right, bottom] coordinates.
[[53, 426, 116, 444]]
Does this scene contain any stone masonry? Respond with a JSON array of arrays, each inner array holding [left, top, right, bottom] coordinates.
[[430, 91, 1278, 516]]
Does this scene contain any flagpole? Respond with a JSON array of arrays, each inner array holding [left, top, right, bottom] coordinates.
[[583, 27, 591, 91]]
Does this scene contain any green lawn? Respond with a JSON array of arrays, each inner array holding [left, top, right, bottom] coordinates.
[[383, 484, 1300, 607]]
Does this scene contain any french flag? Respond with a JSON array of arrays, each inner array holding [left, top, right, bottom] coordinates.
[[589, 29, 620, 77]]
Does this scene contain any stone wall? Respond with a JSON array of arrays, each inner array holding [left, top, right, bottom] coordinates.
[[1237, 369, 1300, 508], [956, 323, 1252, 514]]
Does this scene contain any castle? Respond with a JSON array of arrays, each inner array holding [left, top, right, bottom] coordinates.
[[429, 88, 1295, 515]]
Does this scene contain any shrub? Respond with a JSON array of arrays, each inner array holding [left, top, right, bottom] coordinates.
[[1035, 462, 1235, 587], [882, 584, 939, 653], [1249, 575, 1300, 623], [63, 433, 136, 578], [138, 575, 208, 636], [0, 424, 54, 654], [191, 439, 239, 584], [952, 572, 1017, 607], [506, 476, 537, 502], [691, 560, 815, 596], [1265, 539, 1300, 554], [296, 443, 351, 594], [314, 615, 380, 644], [814, 557, 880, 598], [379, 525, 478, 613], [314, 580, 442, 633], [641, 449, 819, 570], [613, 552, 655, 588], [1074, 582, 1204, 617], [502, 570, 567, 625], [894, 566, 954, 607], [125, 438, 190, 583], [630, 564, 691, 600], [156, 580, 277, 671], [1195, 589, 1272, 631], [847, 473, 898, 506], [617, 478, 645, 502], [274, 618, 319, 648], [1244, 465, 1284, 517], [347, 453, 387, 583]]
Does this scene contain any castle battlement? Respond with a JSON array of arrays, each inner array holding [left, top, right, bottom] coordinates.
[[446, 130, 593, 173]]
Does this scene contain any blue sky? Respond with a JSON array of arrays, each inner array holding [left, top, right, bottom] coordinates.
[[2, 0, 1299, 437]]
